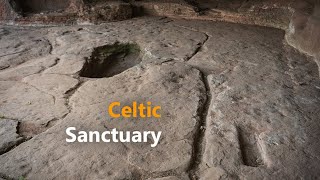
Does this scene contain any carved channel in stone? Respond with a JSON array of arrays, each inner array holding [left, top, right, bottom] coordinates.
[[79, 42, 141, 78], [237, 126, 268, 167]]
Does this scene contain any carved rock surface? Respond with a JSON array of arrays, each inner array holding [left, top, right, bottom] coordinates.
[[0, 17, 319, 179], [0, 119, 23, 155]]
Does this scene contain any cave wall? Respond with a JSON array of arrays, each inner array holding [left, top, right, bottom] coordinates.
[[286, 3, 320, 58], [0, 0, 19, 20], [9, 0, 82, 14], [14, 0, 70, 13], [0, 0, 319, 59]]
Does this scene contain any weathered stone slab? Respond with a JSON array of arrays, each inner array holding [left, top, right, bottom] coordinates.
[[0, 62, 206, 179], [178, 20, 320, 179], [0, 119, 24, 155], [0, 17, 319, 179], [0, 81, 69, 125], [23, 74, 79, 98], [286, 5, 320, 58]]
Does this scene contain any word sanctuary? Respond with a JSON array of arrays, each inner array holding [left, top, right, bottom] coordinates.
[[66, 127, 162, 148]]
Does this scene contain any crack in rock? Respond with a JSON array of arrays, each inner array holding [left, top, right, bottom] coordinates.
[[64, 78, 86, 114], [171, 24, 210, 61], [188, 70, 212, 180], [0, 119, 31, 156], [186, 32, 209, 61]]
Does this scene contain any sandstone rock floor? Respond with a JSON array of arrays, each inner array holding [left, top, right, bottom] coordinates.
[[0, 17, 320, 180]]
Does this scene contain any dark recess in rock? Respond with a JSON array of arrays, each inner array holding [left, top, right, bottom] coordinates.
[[79, 42, 141, 78], [9, 0, 70, 15]]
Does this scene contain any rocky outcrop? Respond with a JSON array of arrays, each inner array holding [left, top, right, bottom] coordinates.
[[286, 3, 320, 58], [0, 0, 133, 24], [0, 1, 320, 180], [0, 0, 319, 58], [135, 0, 293, 29], [0, 119, 24, 155], [0, 17, 320, 179], [0, 0, 314, 28], [0, 0, 19, 21]]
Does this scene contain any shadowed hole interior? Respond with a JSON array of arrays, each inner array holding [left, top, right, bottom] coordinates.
[[9, 0, 70, 14], [79, 42, 141, 78], [237, 126, 266, 167]]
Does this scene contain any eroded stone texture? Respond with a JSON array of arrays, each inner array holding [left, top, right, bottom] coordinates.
[[0, 0, 311, 28], [0, 0, 133, 24], [136, 0, 294, 29], [286, 4, 320, 58], [0, 0, 19, 21], [0, 56, 58, 81], [0, 119, 24, 155], [151, 176, 184, 180], [0, 81, 69, 125], [0, 62, 206, 179], [0, 35, 79, 127], [23, 74, 79, 97], [79, 1, 133, 23], [0, 27, 52, 70], [0, 17, 319, 179], [175, 19, 320, 179], [41, 18, 206, 66]]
